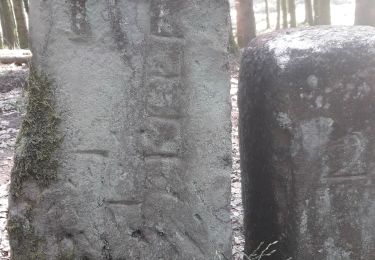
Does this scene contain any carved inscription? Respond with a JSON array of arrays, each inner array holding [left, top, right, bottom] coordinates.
[[146, 78, 182, 117], [141, 117, 182, 156], [69, 0, 91, 35], [326, 132, 367, 177], [136, 2, 210, 256], [150, 0, 183, 38], [146, 36, 183, 77], [324, 132, 374, 183], [144, 157, 182, 191], [142, 1, 184, 159]]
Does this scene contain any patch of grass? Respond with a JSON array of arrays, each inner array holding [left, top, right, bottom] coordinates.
[[10, 66, 61, 197], [244, 241, 292, 260]]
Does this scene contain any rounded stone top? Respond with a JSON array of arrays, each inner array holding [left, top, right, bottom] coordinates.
[[248, 26, 375, 51], [242, 26, 375, 70]]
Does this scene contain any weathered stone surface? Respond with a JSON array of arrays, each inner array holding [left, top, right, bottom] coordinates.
[[239, 26, 375, 260], [8, 1, 232, 259]]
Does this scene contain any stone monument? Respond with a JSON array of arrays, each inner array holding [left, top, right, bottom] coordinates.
[[8, 1, 232, 259], [239, 26, 375, 260]]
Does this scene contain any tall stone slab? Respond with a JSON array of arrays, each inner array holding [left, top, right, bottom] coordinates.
[[239, 27, 375, 260], [8, 1, 232, 259]]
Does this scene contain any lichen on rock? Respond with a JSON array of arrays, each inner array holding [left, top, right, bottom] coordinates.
[[10, 66, 60, 197], [7, 208, 46, 260]]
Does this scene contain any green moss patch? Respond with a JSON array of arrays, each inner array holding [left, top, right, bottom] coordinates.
[[8, 213, 46, 260], [10, 67, 61, 197], [58, 251, 75, 260]]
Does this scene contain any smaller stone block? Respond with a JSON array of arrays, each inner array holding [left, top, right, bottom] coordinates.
[[239, 26, 375, 260]]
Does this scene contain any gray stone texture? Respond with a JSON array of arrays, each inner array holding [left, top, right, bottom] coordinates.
[[239, 26, 375, 260], [8, 0, 232, 259]]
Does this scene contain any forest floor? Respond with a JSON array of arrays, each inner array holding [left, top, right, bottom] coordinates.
[[229, 55, 243, 260], [0, 63, 28, 259]]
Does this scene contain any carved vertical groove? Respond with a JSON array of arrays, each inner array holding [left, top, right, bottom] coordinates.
[[142, 0, 185, 160], [139, 0, 209, 257]]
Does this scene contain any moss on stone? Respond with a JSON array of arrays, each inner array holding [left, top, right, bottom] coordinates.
[[58, 252, 75, 260], [7, 210, 46, 260], [10, 67, 61, 197]]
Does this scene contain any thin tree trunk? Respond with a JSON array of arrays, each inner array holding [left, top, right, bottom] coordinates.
[[281, 0, 288, 28], [0, 0, 19, 48], [236, 0, 256, 47], [265, 0, 270, 29], [228, 17, 238, 54], [355, 0, 375, 26], [288, 0, 297, 27], [305, 0, 314, 25], [0, 22, 3, 49], [13, 0, 28, 49], [23, 0, 28, 13], [276, 0, 281, 29], [314, 0, 331, 25], [313, 0, 319, 24]]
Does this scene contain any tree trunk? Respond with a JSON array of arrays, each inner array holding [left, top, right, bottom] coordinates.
[[12, 0, 28, 49], [305, 0, 314, 25], [0, 0, 19, 48], [236, 0, 256, 47], [276, 0, 281, 29], [229, 17, 238, 54], [355, 0, 375, 26], [314, 0, 331, 25], [288, 0, 297, 27], [0, 19, 3, 49], [282, 0, 288, 28], [265, 0, 270, 29], [23, 0, 28, 13], [313, 0, 318, 23]]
